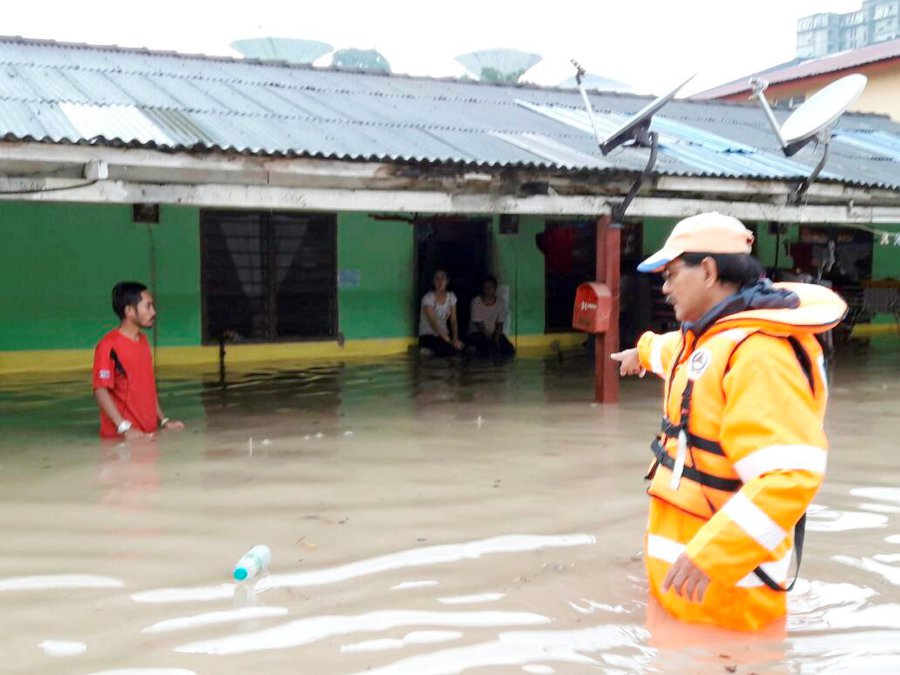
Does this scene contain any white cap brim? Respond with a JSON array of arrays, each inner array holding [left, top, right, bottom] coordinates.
[[637, 247, 682, 273]]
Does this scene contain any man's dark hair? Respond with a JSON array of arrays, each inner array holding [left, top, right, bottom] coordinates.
[[112, 282, 147, 319], [482, 274, 498, 288], [680, 253, 764, 288]]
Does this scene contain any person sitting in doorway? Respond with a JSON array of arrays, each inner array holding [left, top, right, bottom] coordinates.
[[465, 275, 515, 357], [418, 269, 464, 357]]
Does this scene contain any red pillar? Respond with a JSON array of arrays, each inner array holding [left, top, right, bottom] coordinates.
[[594, 214, 620, 404]]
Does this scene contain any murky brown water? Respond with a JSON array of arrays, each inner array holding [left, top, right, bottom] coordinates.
[[0, 340, 898, 674]]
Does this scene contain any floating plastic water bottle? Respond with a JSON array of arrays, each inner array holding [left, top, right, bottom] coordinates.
[[233, 544, 271, 582]]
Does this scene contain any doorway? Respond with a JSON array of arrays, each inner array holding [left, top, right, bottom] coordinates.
[[540, 219, 596, 333], [415, 217, 490, 337]]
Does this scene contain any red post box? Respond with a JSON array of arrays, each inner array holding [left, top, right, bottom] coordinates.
[[572, 282, 612, 333]]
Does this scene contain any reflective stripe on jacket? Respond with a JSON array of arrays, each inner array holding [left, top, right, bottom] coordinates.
[[635, 282, 845, 631]]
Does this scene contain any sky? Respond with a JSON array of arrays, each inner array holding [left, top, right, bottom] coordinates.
[[3, 0, 865, 95]]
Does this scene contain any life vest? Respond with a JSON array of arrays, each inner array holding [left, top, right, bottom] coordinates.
[[636, 282, 846, 631]]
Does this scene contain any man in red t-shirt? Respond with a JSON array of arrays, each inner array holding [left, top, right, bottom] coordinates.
[[93, 282, 184, 440]]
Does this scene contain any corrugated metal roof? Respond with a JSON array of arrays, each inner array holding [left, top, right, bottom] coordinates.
[[0, 36, 898, 189]]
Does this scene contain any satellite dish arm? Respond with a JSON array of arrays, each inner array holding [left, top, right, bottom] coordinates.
[[794, 133, 831, 203], [571, 59, 604, 148], [750, 78, 787, 149], [612, 130, 658, 223]]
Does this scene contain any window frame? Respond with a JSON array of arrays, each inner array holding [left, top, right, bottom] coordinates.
[[199, 209, 338, 345]]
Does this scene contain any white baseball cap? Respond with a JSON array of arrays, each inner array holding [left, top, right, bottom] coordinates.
[[637, 212, 755, 273]]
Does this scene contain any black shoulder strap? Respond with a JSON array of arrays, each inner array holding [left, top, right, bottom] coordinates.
[[753, 513, 806, 592], [710, 331, 810, 591], [787, 336, 815, 395]]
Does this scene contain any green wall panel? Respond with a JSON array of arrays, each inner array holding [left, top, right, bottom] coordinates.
[[494, 215, 546, 336], [643, 217, 799, 269], [337, 212, 414, 339], [641, 217, 675, 258], [153, 205, 202, 344], [872, 223, 900, 280], [0, 202, 200, 351]]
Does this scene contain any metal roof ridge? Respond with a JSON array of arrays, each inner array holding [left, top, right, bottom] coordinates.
[[0, 34, 582, 94], [0, 34, 739, 103], [0, 59, 601, 108], [3, 95, 611, 133], [694, 37, 900, 99]]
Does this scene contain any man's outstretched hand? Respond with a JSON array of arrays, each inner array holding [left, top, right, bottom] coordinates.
[[610, 348, 646, 377]]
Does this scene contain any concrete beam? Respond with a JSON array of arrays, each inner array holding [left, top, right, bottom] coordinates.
[[626, 196, 900, 224], [2, 178, 900, 224], [0, 179, 618, 215], [1, 141, 898, 208]]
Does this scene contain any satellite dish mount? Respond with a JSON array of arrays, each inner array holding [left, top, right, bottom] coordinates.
[[751, 74, 867, 203], [572, 62, 692, 223]]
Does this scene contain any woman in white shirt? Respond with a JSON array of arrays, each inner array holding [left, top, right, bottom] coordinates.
[[418, 269, 464, 356], [466, 275, 515, 357]]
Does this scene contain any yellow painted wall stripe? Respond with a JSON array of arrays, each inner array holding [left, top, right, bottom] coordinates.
[[0, 333, 590, 375], [850, 322, 900, 338]]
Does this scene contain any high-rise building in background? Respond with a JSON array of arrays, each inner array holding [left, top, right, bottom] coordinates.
[[797, 0, 899, 58]]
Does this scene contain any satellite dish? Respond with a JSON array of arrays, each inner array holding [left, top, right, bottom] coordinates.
[[751, 73, 866, 156], [780, 74, 867, 153], [598, 74, 695, 155], [570, 63, 693, 222], [456, 49, 542, 83], [231, 38, 333, 65], [751, 73, 867, 201]]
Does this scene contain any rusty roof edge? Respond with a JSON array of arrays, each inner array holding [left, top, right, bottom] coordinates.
[[694, 38, 900, 99]]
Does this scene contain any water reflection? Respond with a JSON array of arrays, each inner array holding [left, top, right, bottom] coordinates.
[[806, 504, 889, 532], [132, 533, 595, 603], [0, 339, 898, 673], [349, 624, 653, 675], [141, 606, 290, 634], [38, 639, 87, 656], [98, 441, 161, 511], [0, 574, 124, 592], [87, 670, 197, 675], [341, 630, 462, 654], [175, 609, 552, 655]]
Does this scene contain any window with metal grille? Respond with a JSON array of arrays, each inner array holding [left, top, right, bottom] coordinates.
[[201, 210, 337, 342]]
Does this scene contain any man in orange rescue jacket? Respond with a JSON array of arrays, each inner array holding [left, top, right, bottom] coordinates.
[[612, 212, 846, 631]]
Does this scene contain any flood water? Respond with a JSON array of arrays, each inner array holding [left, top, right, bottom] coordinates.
[[0, 339, 898, 674]]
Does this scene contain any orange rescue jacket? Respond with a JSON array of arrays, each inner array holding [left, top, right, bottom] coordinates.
[[636, 282, 846, 631]]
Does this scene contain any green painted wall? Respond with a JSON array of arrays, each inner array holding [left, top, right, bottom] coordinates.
[[642, 218, 674, 257], [873, 223, 900, 279], [337, 212, 414, 339], [0, 202, 201, 351], [0, 204, 553, 353], [336, 212, 549, 341], [3, 201, 893, 355], [493, 215, 546, 336]]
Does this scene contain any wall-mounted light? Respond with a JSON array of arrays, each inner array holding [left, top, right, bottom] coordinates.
[[499, 214, 519, 234], [132, 203, 160, 223]]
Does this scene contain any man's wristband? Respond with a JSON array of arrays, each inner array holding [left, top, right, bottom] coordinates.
[[117, 420, 133, 435], [159, 417, 171, 429]]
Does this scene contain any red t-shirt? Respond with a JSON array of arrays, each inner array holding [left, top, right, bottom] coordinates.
[[92, 329, 159, 437]]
